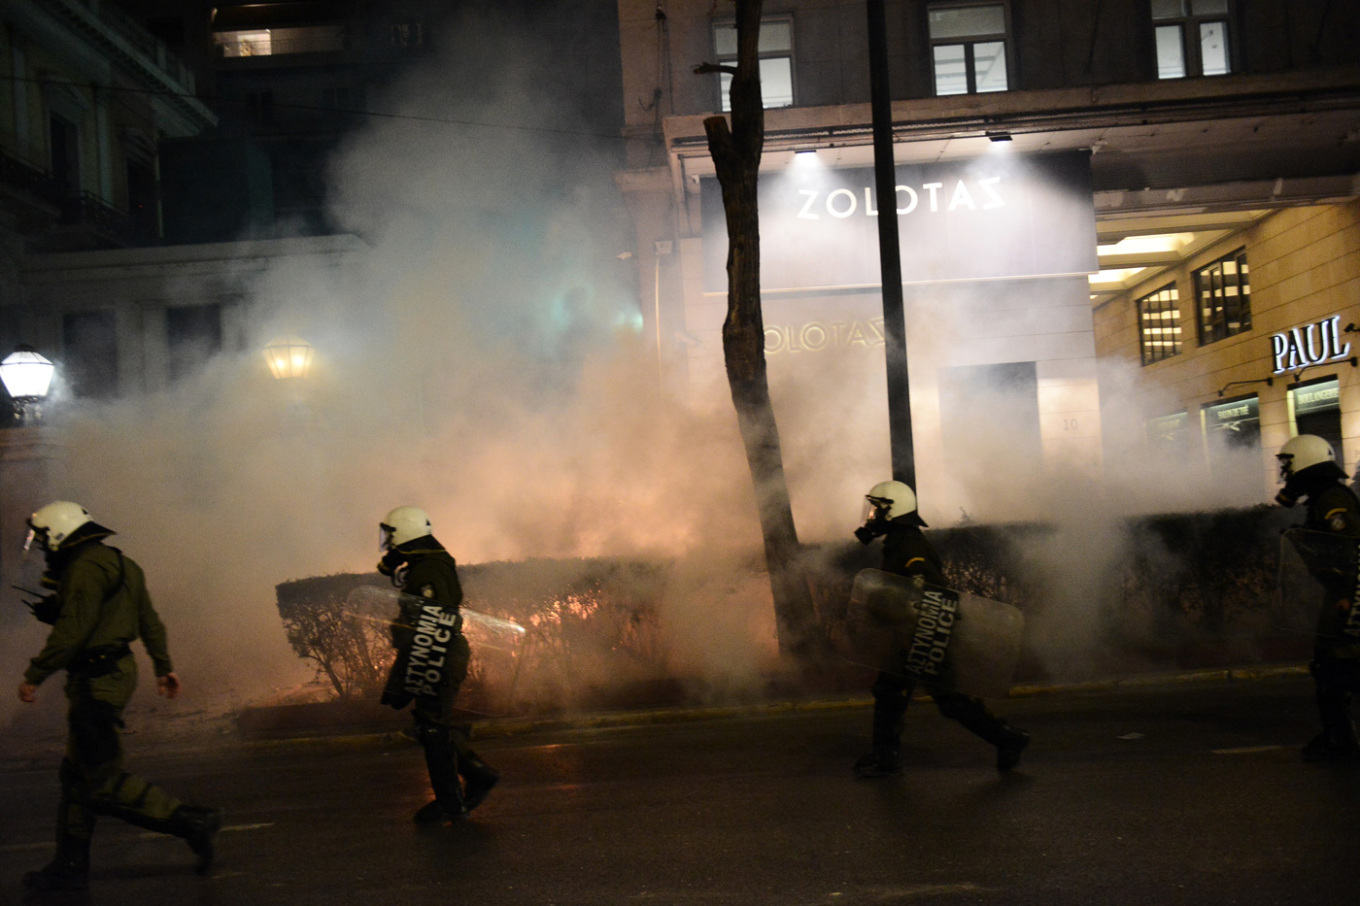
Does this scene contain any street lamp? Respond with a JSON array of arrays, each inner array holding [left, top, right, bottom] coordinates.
[[263, 335, 314, 381], [0, 344, 56, 423]]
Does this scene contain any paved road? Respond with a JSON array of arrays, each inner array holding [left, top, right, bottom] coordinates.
[[2, 673, 1358, 905]]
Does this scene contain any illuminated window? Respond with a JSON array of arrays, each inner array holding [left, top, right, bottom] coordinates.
[[928, 2, 1010, 96], [1195, 248, 1250, 346], [214, 25, 345, 57], [1152, 0, 1233, 79], [713, 19, 794, 112], [391, 21, 427, 49], [1137, 283, 1181, 365]]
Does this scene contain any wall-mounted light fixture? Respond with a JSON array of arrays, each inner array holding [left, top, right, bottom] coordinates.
[[263, 335, 314, 381], [1216, 376, 1273, 398], [987, 131, 1013, 143], [0, 344, 56, 423]]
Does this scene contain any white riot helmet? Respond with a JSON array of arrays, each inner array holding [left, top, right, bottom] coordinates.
[[864, 480, 919, 522], [25, 501, 93, 553], [1277, 434, 1336, 483], [380, 506, 432, 551]]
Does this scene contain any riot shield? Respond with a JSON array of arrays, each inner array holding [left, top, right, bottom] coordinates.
[[845, 569, 1025, 700], [346, 585, 526, 653], [1278, 528, 1360, 643]]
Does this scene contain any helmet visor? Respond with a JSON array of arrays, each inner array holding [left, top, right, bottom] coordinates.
[[379, 523, 396, 553], [862, 495, 893, 523]]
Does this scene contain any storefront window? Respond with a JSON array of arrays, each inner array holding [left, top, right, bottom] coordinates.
[[1202, 395, 1259, 473], [1146, 411, 1192, 458], [1289, 378, 1343, 460]]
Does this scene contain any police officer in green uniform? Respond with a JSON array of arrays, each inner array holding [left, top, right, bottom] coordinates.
[[1275, 435, 1360, 762], [851, 481, 1030, 778], [16, 501, 222, 891], [377, 506, 500, 824]]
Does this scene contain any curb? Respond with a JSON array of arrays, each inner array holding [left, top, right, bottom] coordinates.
[[238, 660, 1314, 754]]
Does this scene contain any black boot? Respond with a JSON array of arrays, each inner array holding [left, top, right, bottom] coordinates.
[[459, 752, 501, 811], [413, 799, 455, 826], [1302, 731, 1360, 763], [995, 724, 1031, 772], [172, 805, 224, 875], [416, 724, 468, 824], [23, 839, 90, 892], [853, 745, 903, 779]]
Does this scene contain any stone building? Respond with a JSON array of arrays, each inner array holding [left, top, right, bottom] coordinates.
[[615, 0, 1360, 519]]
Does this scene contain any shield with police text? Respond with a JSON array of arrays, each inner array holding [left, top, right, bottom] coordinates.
[[1279, 528, 1360, 642], [845, 569, 1025, 699]]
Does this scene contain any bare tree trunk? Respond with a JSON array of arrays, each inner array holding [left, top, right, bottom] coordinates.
[[695, 0, 820, 662]]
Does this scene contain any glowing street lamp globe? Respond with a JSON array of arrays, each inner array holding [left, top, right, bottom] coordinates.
[[263, 335, 314, 381], [0, 344, 55, 420]]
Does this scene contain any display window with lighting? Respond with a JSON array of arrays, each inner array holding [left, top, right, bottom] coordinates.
[[1194, 247, 1250, 346], [712, 18, 794, 112], [1289, 377, 1343, 461], [927, 2, 1012, 96], [1145, 411, 1192, 458], [1136, 282, 1182, 365], [1202, 395, 1260, 473], [1152, 0, 1234, 79]]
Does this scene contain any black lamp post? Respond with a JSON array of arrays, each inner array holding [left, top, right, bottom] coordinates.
[[0, 345, 56, 424]]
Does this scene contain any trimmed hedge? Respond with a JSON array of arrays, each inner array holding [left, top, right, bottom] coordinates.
[[277, 506, 1313, 708]]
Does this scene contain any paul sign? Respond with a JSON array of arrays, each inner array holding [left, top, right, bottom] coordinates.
[[1272, 315, 1351, 375]]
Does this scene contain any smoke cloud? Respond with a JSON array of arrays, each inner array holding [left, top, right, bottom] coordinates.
[[2, 7, 1289, 735]]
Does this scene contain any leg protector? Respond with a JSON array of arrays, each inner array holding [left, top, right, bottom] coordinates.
[[855, 672, 913, 778], [934, 692, 1030, 771], [1307, 655, 1360, 762], [455, 736, 500, 811], [415, 722, 467, 819]]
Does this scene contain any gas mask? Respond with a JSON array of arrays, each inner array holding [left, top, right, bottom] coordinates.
[[1275, 455, 1302, 508], [854, 496, 894, 545]]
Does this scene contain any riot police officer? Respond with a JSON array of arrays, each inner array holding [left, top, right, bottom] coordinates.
[[1276, 435, 1360, 762], [15, 501, 222, 891], [851, 481, 1030, 778], [377, 506, 501, 823]]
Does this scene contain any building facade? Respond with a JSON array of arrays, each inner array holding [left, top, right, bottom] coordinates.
[[615, 0, 1360, 520]]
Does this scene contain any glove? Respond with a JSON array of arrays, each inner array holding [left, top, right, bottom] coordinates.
[[26, 595, 60, 625]]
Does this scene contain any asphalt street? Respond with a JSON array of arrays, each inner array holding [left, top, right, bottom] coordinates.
[[2, 672, 1358, 906]]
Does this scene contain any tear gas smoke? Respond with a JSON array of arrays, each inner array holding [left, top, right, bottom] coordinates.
[[1, 7, 1290, 734], [1, 6, 774, 730]]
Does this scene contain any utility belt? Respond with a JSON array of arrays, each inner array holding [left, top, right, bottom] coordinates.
[[68, 643, 132, 679]]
